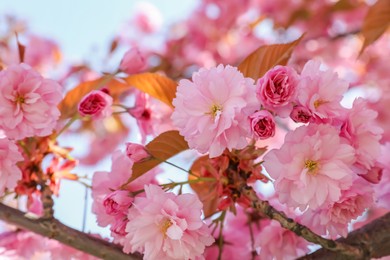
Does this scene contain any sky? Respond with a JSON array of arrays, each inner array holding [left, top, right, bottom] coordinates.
[[0, 0, 199, 237]]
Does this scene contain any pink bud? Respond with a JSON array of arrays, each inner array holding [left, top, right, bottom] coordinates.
[[119, 48, 146, 74], [290, 105, 312, 123], [249, 110, 276, 140], [125, 142, 150, 162], [103, 190, 133, 216], [78, 90, 113, 119]]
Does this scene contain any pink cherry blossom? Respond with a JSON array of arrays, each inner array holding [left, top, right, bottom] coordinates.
[[171, 65, 258, 158], [119, 47, 146, 74], [0, 138, 23, 196], [340, 98, 383, 172], [123, 184, 214, 260], [0, 64, 62, 140], [78, 89, 113, 120], [91, 150, 157, 228], [295, 60, 348, 122], [263, 123, 355, 210], [300, 178, 374, 238], [256, 65, 299, 117], [249, 110, 276, 140], [255, 220, 310, 260], [125, 142, 150, 162], [375, 143, 390, 209]]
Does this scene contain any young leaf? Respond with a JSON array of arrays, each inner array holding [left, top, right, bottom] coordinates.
[[238, 34, 304, 81], [125, 130, 189, 183], [58, 75, 127, 119], [123, 73, 177, 108], [189, 156, 219, 218], [15, 33, 25, 63], [360, 0, 390, 55]]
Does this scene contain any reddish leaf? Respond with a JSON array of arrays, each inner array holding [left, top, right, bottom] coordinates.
[[123, 73, 177, 108], [189, 156, 219, 218], [238, 35, 304, 81], [360, 0, 390, 54], [15, 33, 25, 63], [125, 131, 189, 184]]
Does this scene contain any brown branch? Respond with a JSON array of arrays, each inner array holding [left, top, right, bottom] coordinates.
[[298, 212, 390, 260], [0, 203, 142, 260], [239, 185, 365, 259], [40, 183, 54, 219]]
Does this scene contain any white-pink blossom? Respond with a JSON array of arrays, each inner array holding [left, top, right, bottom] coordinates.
[[263, 124, 355, 210], [340, 98, 383, 172], [296, 60, 348, 122], [0, 64, 62, 140], [171, 65, 258, 158], [0, 138, 23, 196], [300, 178, 374, 238], [123, 184, 214, 260]]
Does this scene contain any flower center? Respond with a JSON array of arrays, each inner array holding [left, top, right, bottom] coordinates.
[[15, 94, 25, 104], [160, 218, 173, 235], [313, 99, 328, 109], [209, 104, 223, 118], [304, 159, 319, 175]]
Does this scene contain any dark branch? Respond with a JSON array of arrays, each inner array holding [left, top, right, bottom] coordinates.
[[298, 212, 390, 260], [0, 203, 142, 260], [239, 185, 365, 258]]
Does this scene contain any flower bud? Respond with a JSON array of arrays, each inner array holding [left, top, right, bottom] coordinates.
[[126, 142, 151, 162], [290, 105, 312, 123], [249, 110, 276, 140], [78, 90, 113, 119], [119, 48, 146, 74]]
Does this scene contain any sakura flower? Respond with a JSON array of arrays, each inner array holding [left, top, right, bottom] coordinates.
[[172, 65, 258, 158], [0, 64, 62, 140], [263, 124, 355, 210], [256, 65, 299, 117], [375, 143, 390, 209], [119, 47, 146, 74], [78, 89, 113, 120], [340, 98, 383, 172], [255, 220, 310, 260], [91, 150, 157, 229], [123, 184, 214, 260], [295, 60, 348, 122], [0, 138, 23, 196], [300, 178, 374, 238], [249, 110, 276, 140]]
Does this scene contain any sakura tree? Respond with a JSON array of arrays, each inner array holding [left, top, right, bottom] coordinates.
[[1, 0, 390, 259]]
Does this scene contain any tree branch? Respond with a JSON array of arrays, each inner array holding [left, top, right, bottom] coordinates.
[[298, 212, 390, 260], [0, 203, 142, 260], [239, 185, 365, 259]]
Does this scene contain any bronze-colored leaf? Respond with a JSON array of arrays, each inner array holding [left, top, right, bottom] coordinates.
[[238, 34, 304, 81], [189, 156, 219, 218], [123, 73, 177, 108], [15, 33, 25, 63], [125, 131, 189, 184], [360, 0, 390, 54], [58, 75, 128, 119]]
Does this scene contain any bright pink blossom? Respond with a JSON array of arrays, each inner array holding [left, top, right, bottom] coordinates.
[[300, 178, 374, 238], [91, 150, 157, 229], [119, 48, 146, 74], [0, 64, 62, 139], [249, 110, 275, 140], [340, 98, 383, 172], [295, 60, 348, 122], [290, 105, 312, 123], [125, 142, 150, 162], [255, 220, 310, 260], [78, 90, 113, 119], [375, 143, 390, 209], [123, 184, 214, 260], [172, 65, 258, 158], [263, 124, 355, 210], [0, 138, 23, 196], [256, 65, 299, 117]]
